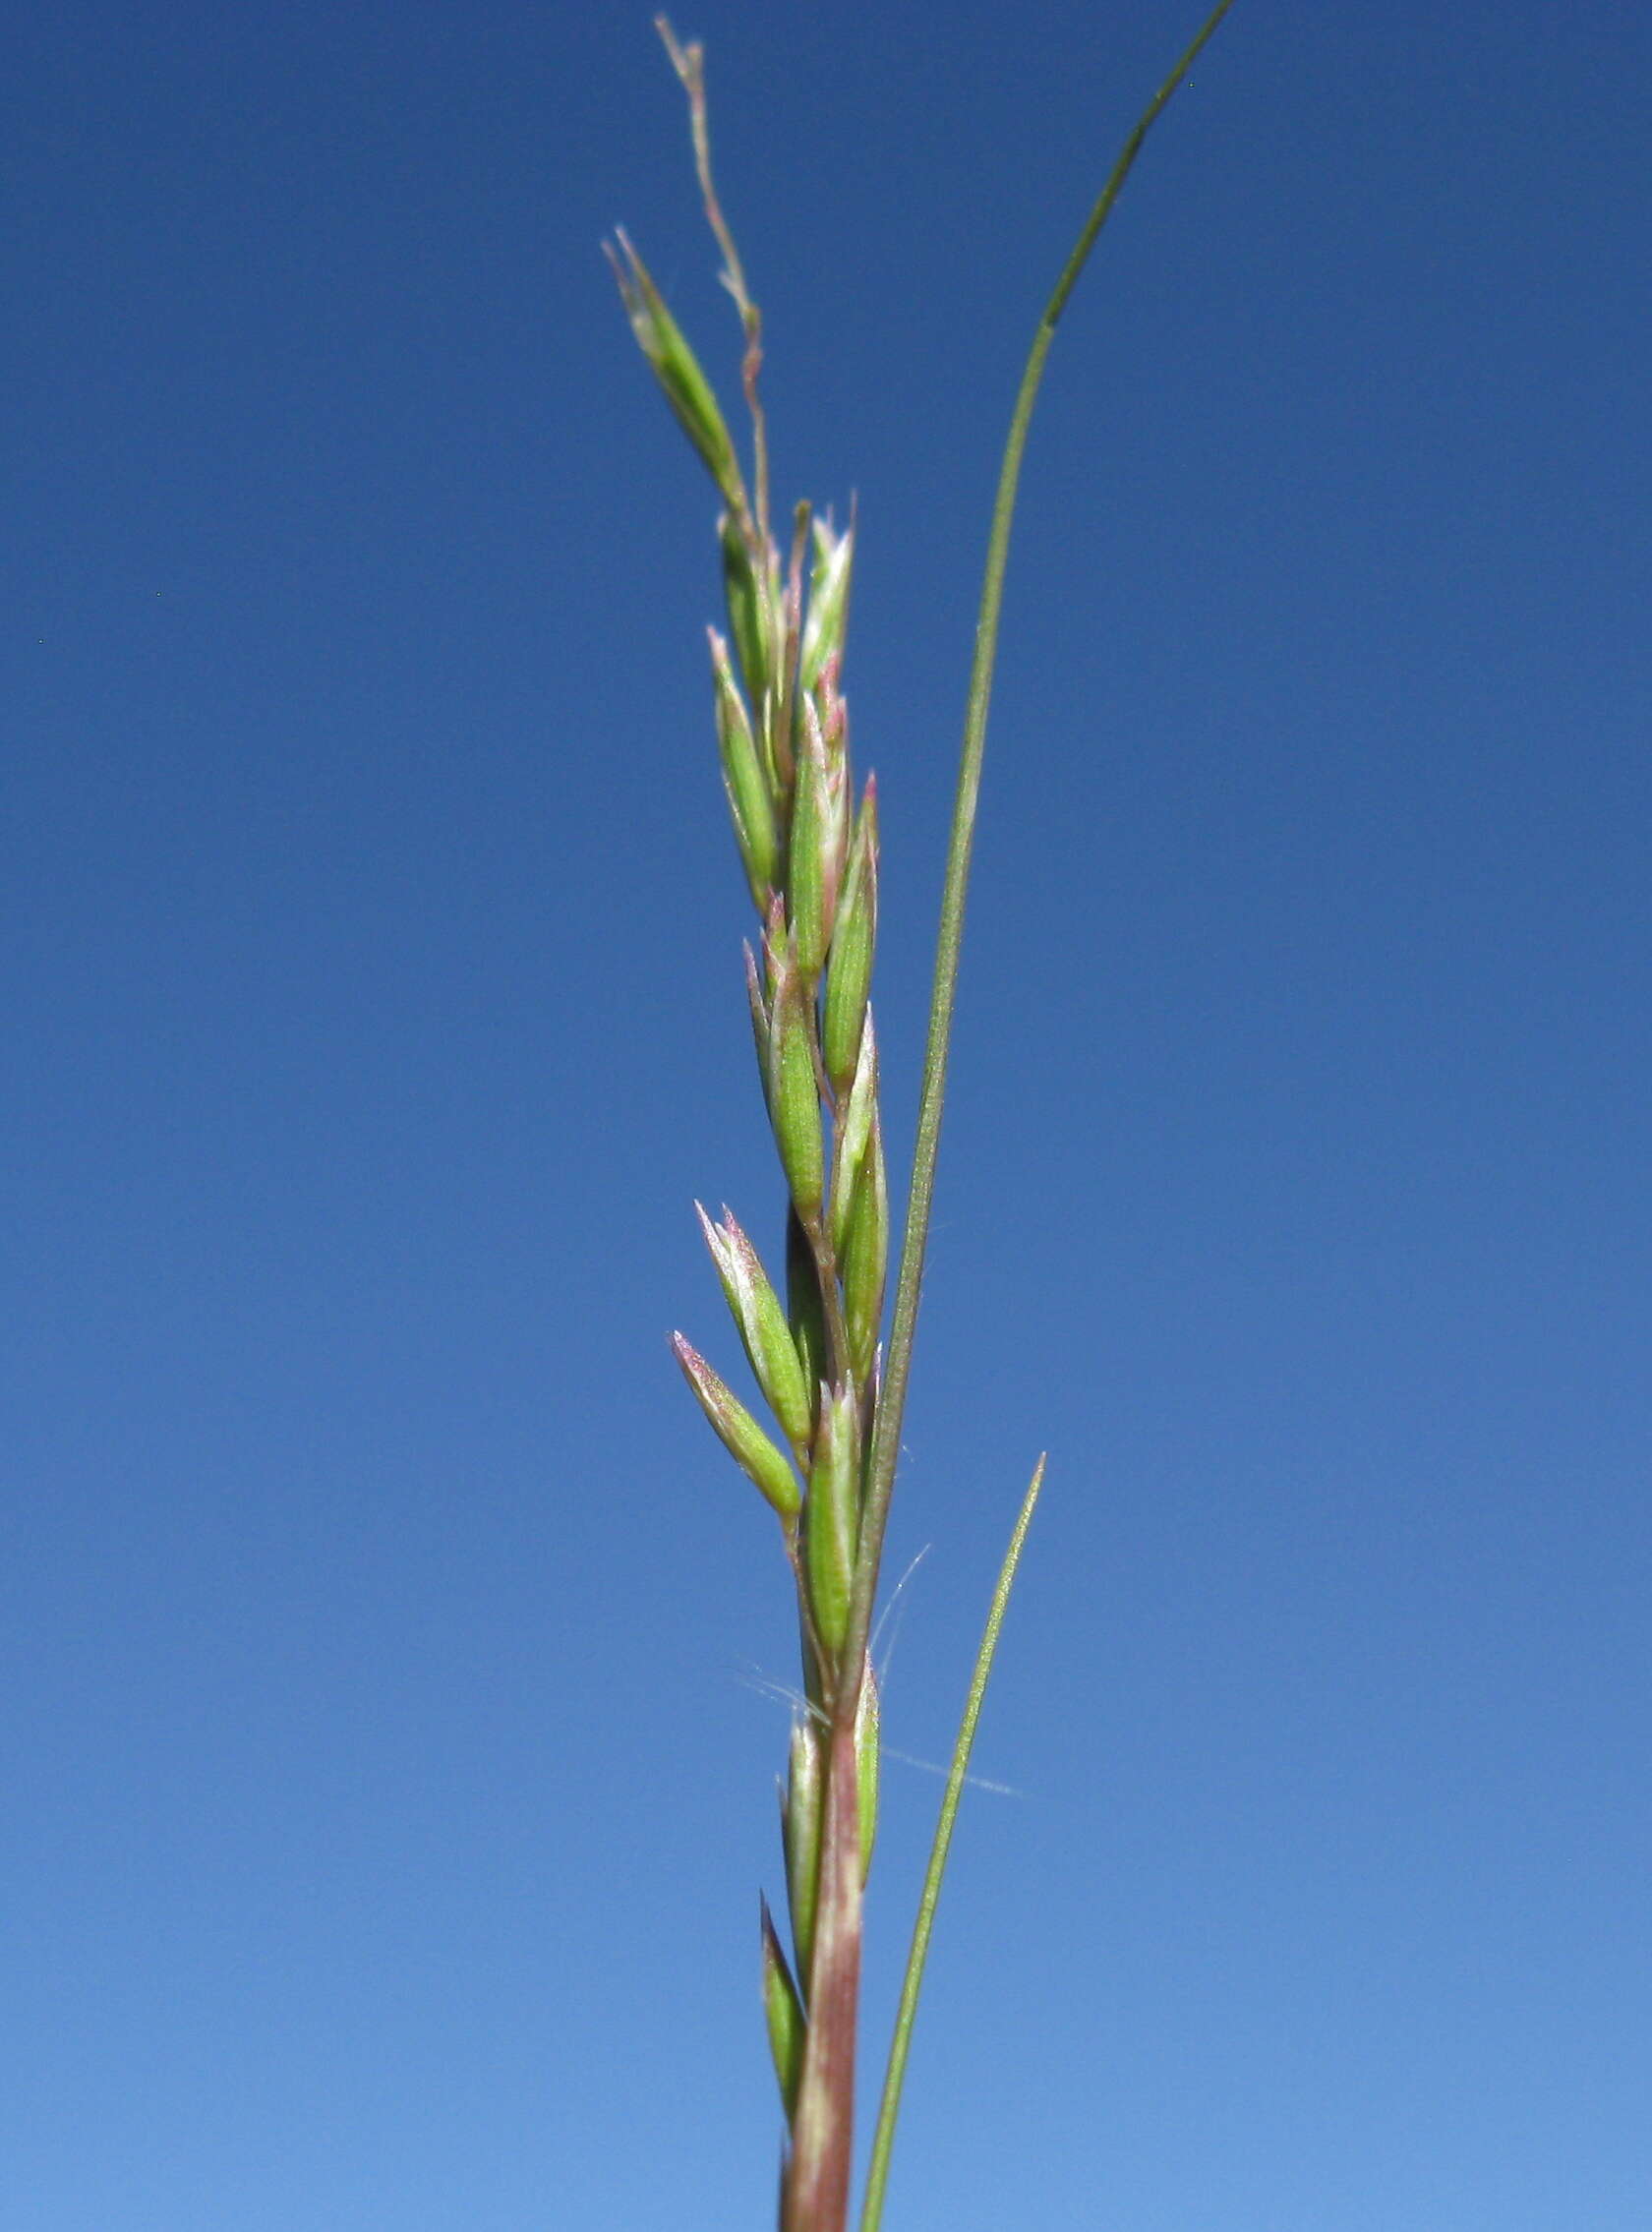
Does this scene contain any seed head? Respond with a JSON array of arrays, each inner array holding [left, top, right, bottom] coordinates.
[[671, 1331, 801, 1519], [822, 778, 878, 1096], [708, 626, 780, 910], [760, 1895, 806, 2113], [800, 519, 854, 695], [804, 1380, 860, 1661], [766, 945, 825, 1221], [694, 1202, 813, 1455], [841, 1113, 889, 1386], [607, 229, 745, 512], [783, 1715, 825, 1987]]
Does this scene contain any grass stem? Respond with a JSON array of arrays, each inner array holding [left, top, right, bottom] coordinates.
[[837, 0, 1236, 1736]]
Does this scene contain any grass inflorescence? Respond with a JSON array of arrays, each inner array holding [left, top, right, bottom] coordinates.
[[612, 10, 1236, 2225]]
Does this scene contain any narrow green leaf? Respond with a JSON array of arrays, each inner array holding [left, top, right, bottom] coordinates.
[[859, 1457, 1046, 2232]]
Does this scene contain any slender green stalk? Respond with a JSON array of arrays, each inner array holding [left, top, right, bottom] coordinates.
[[859, 1456, 1045, 2232], [838, 0, 1238, 1734], [838, 8, 1238, 2211]]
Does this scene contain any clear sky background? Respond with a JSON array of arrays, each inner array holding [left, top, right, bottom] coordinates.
[[7, 4, 1650, 2228]]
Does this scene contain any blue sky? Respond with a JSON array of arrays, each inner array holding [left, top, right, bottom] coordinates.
[[8, 3, 1650, 2227]]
